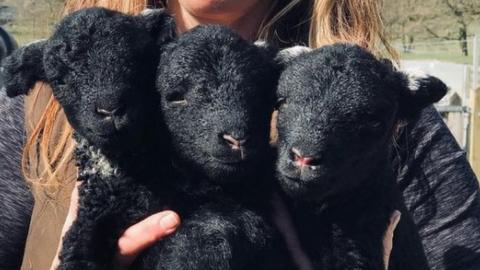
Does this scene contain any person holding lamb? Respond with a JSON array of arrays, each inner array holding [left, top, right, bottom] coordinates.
[[0, 1, 478, 270]]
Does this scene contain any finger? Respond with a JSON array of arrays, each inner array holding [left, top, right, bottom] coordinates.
[[390, 210, 401, 229], [66, 181, 81, 221], [116, 211, 181, 266], [61, 182, 82, 237], [383, 210, 401, 270]]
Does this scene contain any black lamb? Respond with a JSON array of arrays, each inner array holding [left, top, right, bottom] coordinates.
[[1, 7, 176, 269], [137, 25, 292, 270], [274, 43, 447, 270]]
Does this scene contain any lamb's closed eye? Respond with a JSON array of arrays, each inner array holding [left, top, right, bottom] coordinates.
[[358, 118, 385, 133], [359, 111, 390, 133], [166, 92, 188, 106]]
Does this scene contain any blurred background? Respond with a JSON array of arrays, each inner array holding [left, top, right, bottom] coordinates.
[[382, 0, 480, 177], [0, 0, 62, 44], [0, 0, 479, 176]]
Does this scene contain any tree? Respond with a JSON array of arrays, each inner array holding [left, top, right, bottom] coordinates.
[[383, 0, 422, 52], [384, 0, 480, 56], [432, 0, 480, 55]]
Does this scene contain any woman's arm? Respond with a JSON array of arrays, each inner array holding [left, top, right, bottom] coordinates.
[[395, 106, 480, 269]]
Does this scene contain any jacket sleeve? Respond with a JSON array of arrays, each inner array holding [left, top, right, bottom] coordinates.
[[396, 105, 480, 269], [0, 90, 34, 269]]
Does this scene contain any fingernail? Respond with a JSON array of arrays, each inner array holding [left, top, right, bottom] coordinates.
[[159, 212, 180, 230], [392, 210, 401, 225]]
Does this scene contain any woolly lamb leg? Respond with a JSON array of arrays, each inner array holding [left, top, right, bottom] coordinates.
[[58, 177, 150, 270], [329, 228, 386, 270]]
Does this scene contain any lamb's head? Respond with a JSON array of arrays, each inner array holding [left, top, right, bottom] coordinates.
[[157, 25, 277, 183], [1, 7, 175, 151], [275, 43, 447, 202]]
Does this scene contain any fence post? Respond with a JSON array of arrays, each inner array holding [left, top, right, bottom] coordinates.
[[474, 35, 479, 90], [470, 35, 480, 177], [469, 87, 480, 178]]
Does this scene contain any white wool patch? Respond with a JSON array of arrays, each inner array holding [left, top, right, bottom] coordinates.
[[76, 139, 120, 179], [404, 68, 429, 92], [276, 46, 313, 64], [140, 8, 155, 16], [254, 40, 268, 48]]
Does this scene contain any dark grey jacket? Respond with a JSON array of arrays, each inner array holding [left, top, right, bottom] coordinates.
[[396, 106, 480, 269]]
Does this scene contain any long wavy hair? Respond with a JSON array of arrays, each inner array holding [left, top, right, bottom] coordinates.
[[22, 0, 396, 197]]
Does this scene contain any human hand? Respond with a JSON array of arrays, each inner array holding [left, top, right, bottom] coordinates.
[[383, 210, 401, 270], [50, 182, 181, 270]]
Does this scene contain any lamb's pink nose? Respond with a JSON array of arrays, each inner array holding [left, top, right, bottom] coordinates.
[[291, 147, 319, 167], [223, 134, 247, 150]]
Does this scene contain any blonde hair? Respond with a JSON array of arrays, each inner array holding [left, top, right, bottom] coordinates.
[[23, 0, 397, 195]]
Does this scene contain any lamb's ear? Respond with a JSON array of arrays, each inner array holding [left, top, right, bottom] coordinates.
[[1, 40, 47, 97], [275, 45, 312, 67], [379, 58, 396, 72], [139, 9, 176, 45], [396, 69, 448, 119]]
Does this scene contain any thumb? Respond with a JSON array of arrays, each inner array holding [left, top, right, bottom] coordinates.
[[383, 210, 401, 270], [116, 211, 181, 266]]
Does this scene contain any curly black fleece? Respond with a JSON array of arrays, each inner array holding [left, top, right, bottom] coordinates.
[[274, 44, 447, 270]]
